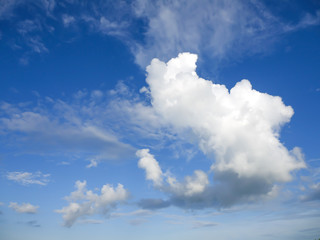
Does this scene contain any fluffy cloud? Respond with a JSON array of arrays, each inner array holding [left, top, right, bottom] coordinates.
[[6, 171, 50, 186], [56, 180, 129, 227], [137, 149, 163, 186], [136, 52, 306, 208], [9, 202, 39, 214]]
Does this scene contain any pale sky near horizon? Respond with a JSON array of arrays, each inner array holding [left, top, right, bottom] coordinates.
[[0, 1, 320, 239]]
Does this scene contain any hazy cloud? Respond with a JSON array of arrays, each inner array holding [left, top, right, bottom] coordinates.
[[26, 220, 41, 227], [302, 182, 320, 202], [0, 92, 136, 165], [3, 1, 319, 66], [138, 198, 171, 210], [9, 202, 39, 214], [111, 209, 153, 218], [132, 0, 320, 67], [192, 220, 218, 229], [62, 14, 75, 27]]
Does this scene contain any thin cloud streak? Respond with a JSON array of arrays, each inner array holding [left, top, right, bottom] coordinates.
[[6, 171, 50, 186]]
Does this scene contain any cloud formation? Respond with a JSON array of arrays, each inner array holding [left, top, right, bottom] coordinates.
[[56, 180, 129, 227], [137, 149, 163, 187], [302, 182, 320, 202], [2, 0, 319, 66], [0, 92, 135, 166], [132, 0, 320, 67], [136, 52, 306, 208], [9, 202, 39, 214], [6, 171, 50, 186]]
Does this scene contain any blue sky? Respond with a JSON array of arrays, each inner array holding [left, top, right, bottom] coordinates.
[[0, 0, 320, 239]]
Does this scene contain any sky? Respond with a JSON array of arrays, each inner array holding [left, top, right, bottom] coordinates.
[[0, 0, 320, 239]]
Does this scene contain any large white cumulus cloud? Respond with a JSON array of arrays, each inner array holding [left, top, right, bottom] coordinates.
[[137, 53, 306, 208], [146, 52, 305, 182]]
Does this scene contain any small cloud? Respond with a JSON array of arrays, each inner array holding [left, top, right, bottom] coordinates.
[[91, 90, 103, 99], [55, 180, 129, 227], [129, 218, 147, 226], [27, 37, 48, 54], [79, 219, 104, 224], [192, 220, 218, 229], [26, 220, 41, 228], [17, 19, 42, 35], [62, 14, 75, 27], [138, 198, 171, 210], [86, 159, 99, 168], [9, 202, 39, 214], [111, 209, 153, 218], [6, 171, 50, 186], [59, 161, 71, 166]]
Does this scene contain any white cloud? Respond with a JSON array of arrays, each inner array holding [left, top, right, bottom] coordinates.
[[0, 92, 135, 164], [2, 1, 320, 66], [56, 180, 129, 227], [62, 14, 75, 27], [136, 149, 163, 186], [132, 0, 320, 67], [0, 0, 22, 19], [81, 15, 128, 37], [287, 10, 320, 31], [6, 171, 50, 186], [137, 148, 210, 199], [111, 209, 153, 218], [136, 52, 306, 208], [145, 53, 305, 181], [167, 170, 209, 197], [9, 202, 39, 214], [192, 220, 218, 228], [79, 219, 104, 224]]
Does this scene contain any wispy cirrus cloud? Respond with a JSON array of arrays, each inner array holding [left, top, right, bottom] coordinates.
[[2, 0, 320, 66], [6, 171, 50, 186], [131, 0, 320, 67], [0, 89, 136, 166], [22, 220, 41, 228]]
